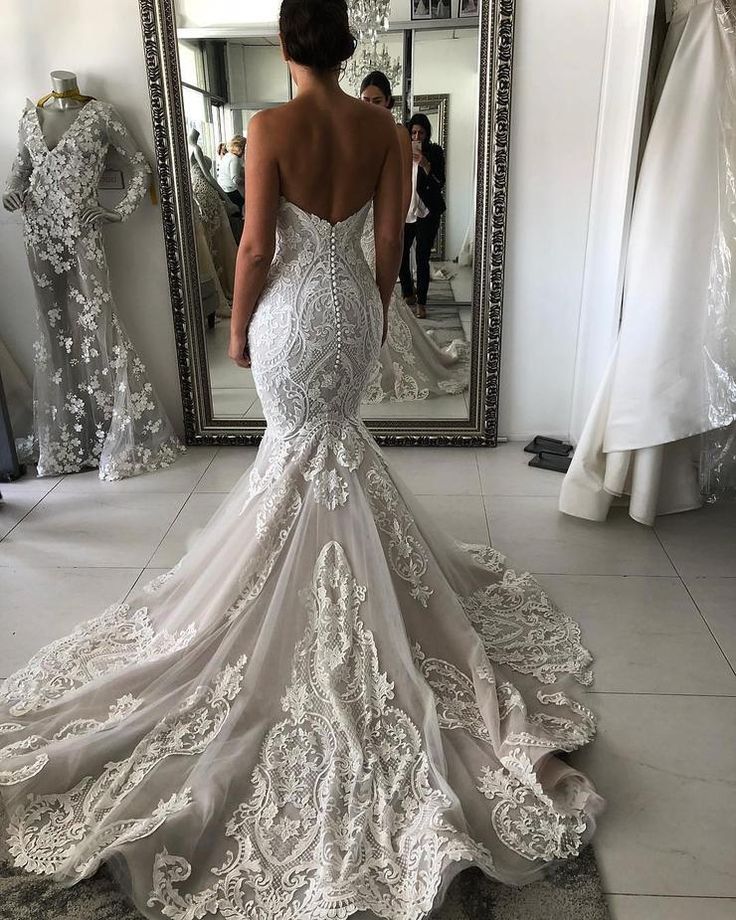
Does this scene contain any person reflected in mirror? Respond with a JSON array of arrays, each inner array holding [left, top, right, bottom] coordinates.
[[399, 113, 445, 320], [218, 135, 246, 213], [359, 71, 468, 403]]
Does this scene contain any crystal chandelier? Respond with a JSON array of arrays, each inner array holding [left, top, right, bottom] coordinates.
[[348, 0, 391, 47], [344, 40, 403, 104]]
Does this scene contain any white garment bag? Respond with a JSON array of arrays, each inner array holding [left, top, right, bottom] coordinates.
[[560, 0, 736, 525]]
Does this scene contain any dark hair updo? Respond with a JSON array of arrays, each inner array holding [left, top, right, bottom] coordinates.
[[360, 70, 395, 109], [280, 0, 357, 73]]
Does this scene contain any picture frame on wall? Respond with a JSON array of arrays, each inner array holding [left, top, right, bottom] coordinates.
[[458, 0, 479, 17], [411, 0, 432, 19], [432, 0, 452, 18]]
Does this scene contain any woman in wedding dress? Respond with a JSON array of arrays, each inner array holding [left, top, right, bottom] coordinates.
[[0, 3, 603, 918], [359, 71, 468, 403]]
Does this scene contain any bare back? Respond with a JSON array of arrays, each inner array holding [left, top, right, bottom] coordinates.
[[264, 92, 396, 222], [232, 86, 404, 334]]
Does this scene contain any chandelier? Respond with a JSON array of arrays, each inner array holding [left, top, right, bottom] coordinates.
[[344, 40, 403, 104], [348, 0, 391, 47]]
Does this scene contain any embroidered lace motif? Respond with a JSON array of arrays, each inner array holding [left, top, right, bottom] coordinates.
[[6, 656, 248, 877], [458, 544, 594, 686], [0, 604, 196, 716], [0, 695, 142, 785], [148, 542, 493, 920], [477, 749, 588, 862]]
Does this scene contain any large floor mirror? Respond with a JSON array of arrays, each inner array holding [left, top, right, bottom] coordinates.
[[139, 0, 513, 445]]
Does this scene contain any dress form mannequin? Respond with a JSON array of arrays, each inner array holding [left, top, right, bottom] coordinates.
[[2, 71, 121, 228], [188, 127, 237, 215]]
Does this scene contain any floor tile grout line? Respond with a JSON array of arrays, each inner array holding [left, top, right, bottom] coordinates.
[[137, 453, 215, 570], [603, 892, 736, 899], [475, 454, 494, 545], [652, 527, 736, 680], [584, 689, 736, 698], [677, 579, 736, 680], [0, 485, 58, 544], [136, 446, 229, 570]]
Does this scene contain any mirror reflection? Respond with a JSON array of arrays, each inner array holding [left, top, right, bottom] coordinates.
[[176, 3, 480, 425]]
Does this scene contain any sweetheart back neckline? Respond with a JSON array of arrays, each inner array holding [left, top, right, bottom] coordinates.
[[279, 196, 373, 229]]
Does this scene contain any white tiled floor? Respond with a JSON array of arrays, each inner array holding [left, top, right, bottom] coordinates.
[[0, 442, 734, 918]]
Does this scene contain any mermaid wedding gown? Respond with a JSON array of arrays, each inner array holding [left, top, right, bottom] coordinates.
[[0, 198, 603, 920], [362, 209, 469, 403]]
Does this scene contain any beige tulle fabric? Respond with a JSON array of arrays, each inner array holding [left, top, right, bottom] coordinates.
[[0, 199, 603, 920]]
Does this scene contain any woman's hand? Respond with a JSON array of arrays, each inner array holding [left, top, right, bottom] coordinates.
[[228, 329, 251, 368], [80, 205, 122, 227], [2, 190, 27, 212]]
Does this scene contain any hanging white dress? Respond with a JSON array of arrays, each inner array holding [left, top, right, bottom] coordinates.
[[362, 207, 469, 403], [5, 100, 183, 480], [560, 0, 736, 525], [0, 198, 603, 920]]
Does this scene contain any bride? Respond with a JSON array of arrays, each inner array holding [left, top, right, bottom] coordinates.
[[0, 2, 604, 918]]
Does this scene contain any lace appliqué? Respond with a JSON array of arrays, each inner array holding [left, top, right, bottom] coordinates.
[[0, 604, 196, 716], [149, 542, 493, 920], [477, 748, 588, 862], [7, 656, 248, 877], [458, 544, 594, 686], [0, 695, 141, 785], [228, 480, 303, 620], [365, 463, 433, 606], [412, 643, 494, 745]]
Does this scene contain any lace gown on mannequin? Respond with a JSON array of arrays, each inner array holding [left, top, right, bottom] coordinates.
[[190, 157, 237, 309], [0, 199, 603, 920], [5, 100, 182, 480], [362, 208, 468, 402]]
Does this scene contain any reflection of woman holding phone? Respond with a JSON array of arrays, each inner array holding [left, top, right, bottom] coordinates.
[[400, 113, 445, 319]]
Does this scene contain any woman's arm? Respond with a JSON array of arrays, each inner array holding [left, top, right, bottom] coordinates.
[[423, 144, 446, 189], [228, 112, 279, 368], [373, 118, 404, 341]]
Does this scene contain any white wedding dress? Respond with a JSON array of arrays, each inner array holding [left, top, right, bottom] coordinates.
[[0, 198, 603, 920], [361, 209, 469, 403]]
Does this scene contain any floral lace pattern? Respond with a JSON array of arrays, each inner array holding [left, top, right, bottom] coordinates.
[[361, 209, 468, 403], [0, 197, 601, 917], [458, 544, 594, 686], [0, 695, 141, 785], [148, 542, 493, 920], [477, 749, 588, 862], [365, 461, 433, 606], [5, 100, 182, 479], [7, 656, 247, 877], [0, 603, 196, 716]]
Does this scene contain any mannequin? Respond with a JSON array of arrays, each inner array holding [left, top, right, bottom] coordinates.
[[188, 126, 238, 311], [188, 127, 237, 214], [3, 71, 182, 480], [3, 72, 119, 230]]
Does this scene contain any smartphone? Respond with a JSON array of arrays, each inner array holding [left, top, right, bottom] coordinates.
[[412, 140, 422, 154]]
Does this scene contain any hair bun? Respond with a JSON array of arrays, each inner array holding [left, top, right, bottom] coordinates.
[[280, 0, 357, 72]]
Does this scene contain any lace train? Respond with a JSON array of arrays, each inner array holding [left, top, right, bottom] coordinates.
[[0, 420, 603, 920]]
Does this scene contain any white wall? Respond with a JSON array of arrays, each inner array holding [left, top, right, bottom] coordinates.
[[1, 0, 618, 443], [177, 1, 417, 29], [413, 30, 478, 261], [499, 0, 611, 440], [0, 0, 184, 433]]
